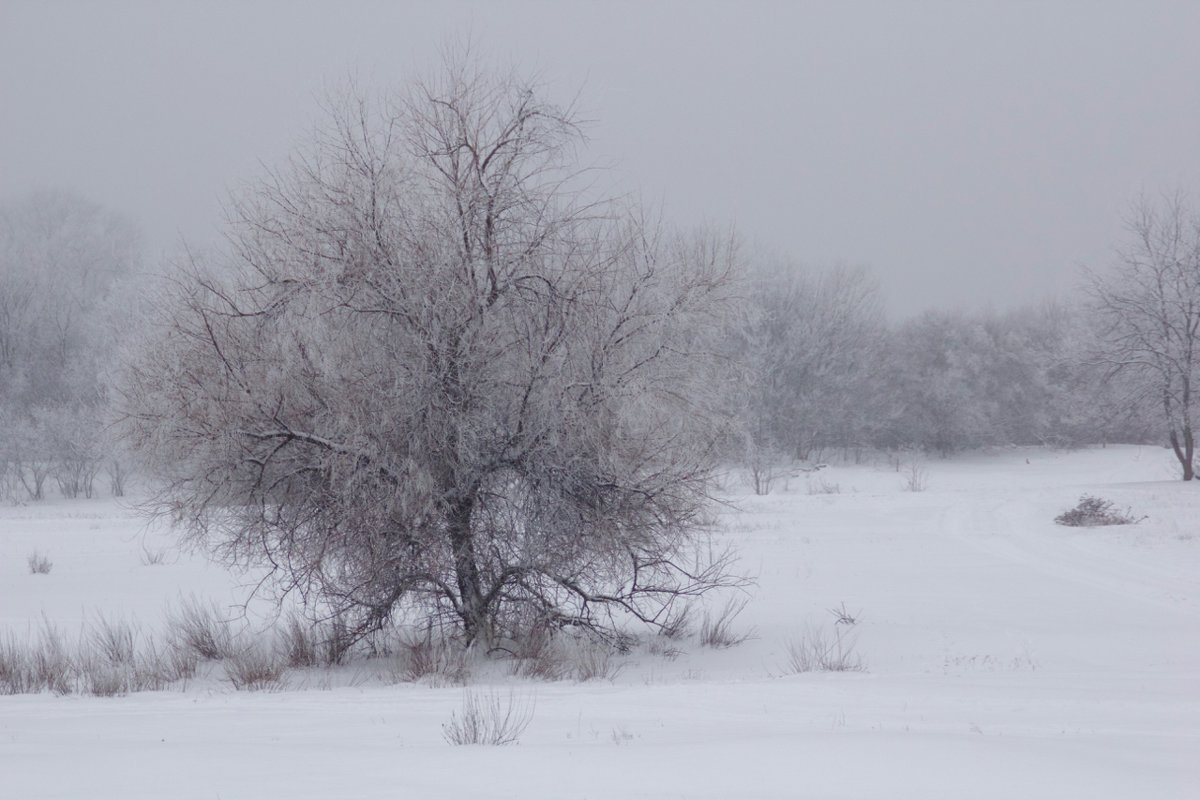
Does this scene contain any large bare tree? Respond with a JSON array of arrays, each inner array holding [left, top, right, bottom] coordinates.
[[1088, 193, 1200, 480], [119, 57, 742, 648]]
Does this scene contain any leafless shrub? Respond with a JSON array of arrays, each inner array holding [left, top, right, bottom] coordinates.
[[79, 652, 133, 697], [27, 550, 52, 574], [32, 621, 74, 694], [745, 447, 796, 496], [442, 689, 534, 746], [165, 597, 235, 661], [784, 623, 864, 674], [903, 462, 928, 492], [89, 614, 136, 666], [160, 636, 199, 685], [645, 635, 685, 662], [698, 597, 755, 648], [1, 614, 200, 697], [655, 602, 693, 641], [1054, 494, 1144, 527], [280, 613, 321, 668], [105, 458, 131, 497], [54, 449, 101, 500], [0, 623, 74, 695], [0, 633, 35, 694], [571, 642, 624, 682], [389, 627, 470, 686], [139, 541, 169, 566], [10, 455, 51, 502], [505, 623, 570, 681], [78, 616, 173, 696], [224, 643, 287, 691], [280, 611, 356, 668]]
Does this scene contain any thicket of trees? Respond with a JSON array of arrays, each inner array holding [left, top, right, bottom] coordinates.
[[729, 261, 1146, 481], [0, 191, 140, 500]]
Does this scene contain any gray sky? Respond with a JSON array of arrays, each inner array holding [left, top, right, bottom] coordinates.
[[4, 0, 1199, 317]]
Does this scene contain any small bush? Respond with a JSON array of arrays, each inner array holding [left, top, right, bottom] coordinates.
[[698, 597, 755, 648], [32, 622, 74, 694], [165, 597, 235, 661], [1054, 495, 1143, 527], [78, 616, 187, 696], [0, 624, 75, 695], [0, 634, 35, 694], [280, 612, 355, 668], [27, 551, 53, 575], [139, 542, 169, 566], [745, 448, 792, 496], [902, 462, 928, 492], [572, 642, 624, 682], [224, 644, 287, 691], [389, 627, 470, 685], [506, 623, 570, 681], [784, 623, 864, 674], [442, 689, 534, 746]]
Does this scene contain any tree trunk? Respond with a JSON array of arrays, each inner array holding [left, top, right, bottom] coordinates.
[[1168, 428, 1195, 481], [1183, 426, 1195, 481], [447, 495, 492, 647]]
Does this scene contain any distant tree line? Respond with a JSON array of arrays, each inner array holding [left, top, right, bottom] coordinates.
[[2, 190, 1193, 506], [725, 192, 1198, 485], [730, 260, 1153, 481], [0, 191, 139, 500]]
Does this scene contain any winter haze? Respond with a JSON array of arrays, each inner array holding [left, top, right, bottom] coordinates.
[[4, 4, 1200, 798], [4, 0, 1200, 315]]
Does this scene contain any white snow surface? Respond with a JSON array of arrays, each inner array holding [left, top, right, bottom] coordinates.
[[2, 445, 1197, 799]]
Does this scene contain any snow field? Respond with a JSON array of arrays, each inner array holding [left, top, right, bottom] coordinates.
[[1, 445, 1197, 799]]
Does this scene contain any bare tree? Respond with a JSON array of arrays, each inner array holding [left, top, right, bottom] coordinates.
[[1088, 193, 1200, 480], [119, 56, 742, 648]]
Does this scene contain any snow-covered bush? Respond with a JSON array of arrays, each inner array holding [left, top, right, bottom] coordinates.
[[1054, 495, 1143, 527]]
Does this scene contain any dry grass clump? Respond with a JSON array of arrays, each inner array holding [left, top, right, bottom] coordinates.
[[164, 596, 236, 661], [504, 626, 626, 683], [223, 644, 287, 691], [442, 689, 534, 746], [384, 627, 472, 686], [27, 550, 53, 575], [698, 597, 756, 648], [2, 603, 642, 697], [0, 616, 197, 696], [783, 623, 865, 674], [280, 612, 355, 668]]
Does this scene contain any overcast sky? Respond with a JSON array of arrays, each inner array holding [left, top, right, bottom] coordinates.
[[4, 0, 1199, 317]]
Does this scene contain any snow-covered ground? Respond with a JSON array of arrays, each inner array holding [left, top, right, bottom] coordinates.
[[2, 445, 1197, 799]]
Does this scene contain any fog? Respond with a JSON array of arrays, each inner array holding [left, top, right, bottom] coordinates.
[[4, 0, 1199, 316]]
